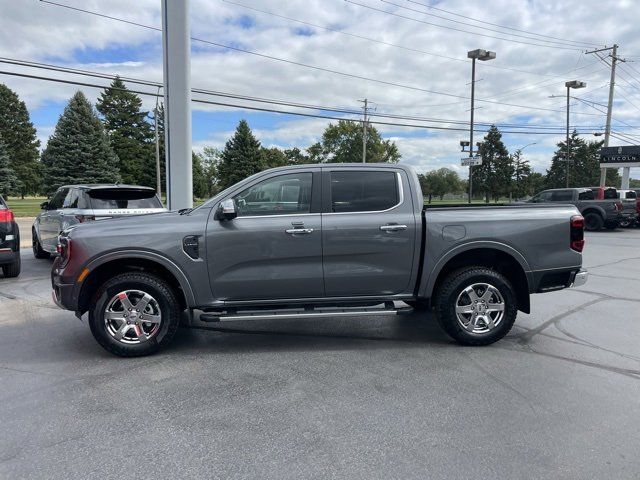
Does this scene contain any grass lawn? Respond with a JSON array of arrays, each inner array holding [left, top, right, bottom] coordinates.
[[3, 197, 47, 217]]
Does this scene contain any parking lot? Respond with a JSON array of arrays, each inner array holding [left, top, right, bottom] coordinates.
[[1, 229, 639, 479]]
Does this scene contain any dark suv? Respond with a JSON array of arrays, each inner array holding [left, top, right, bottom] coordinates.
[[0, 195, 20, 278], [33, 184, 166, 258]]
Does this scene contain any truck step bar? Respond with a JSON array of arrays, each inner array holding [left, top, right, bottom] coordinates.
[[198, 302, 414, 323]]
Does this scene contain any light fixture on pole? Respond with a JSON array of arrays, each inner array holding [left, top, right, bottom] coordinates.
[[467, 49, 496, 203], [564, 80, 586, 188]]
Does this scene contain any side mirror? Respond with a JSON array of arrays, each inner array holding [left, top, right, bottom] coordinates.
[[40, 201, 49, 210], [217, 199, 237, 221]]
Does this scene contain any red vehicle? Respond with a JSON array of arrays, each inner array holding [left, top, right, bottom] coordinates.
[[588, 186, 618, 200]]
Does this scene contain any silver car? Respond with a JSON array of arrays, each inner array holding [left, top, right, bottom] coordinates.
[[33, 184, 166, 258]]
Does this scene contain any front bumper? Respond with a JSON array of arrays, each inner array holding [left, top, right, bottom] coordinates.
[[51, 267, 77, 311], [569, 270, 588, 288]]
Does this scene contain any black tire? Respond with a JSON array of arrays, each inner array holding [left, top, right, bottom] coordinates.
[[2, 255, 21, 278], [32, 229, 49, 259], [88, 272, 182, 357], [434, 267, 518, 346], [619, 218, 631, 228], [584, 213, 604, 231]]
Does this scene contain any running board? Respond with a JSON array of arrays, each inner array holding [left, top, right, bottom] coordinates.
[[198, 303, 413, 323]]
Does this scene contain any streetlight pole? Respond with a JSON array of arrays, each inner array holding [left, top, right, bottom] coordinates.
[[564, 80, 586, 188], [467, 49, 496, 203]]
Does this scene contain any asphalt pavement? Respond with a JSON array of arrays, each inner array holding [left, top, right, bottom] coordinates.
[[1, 229, 639, 479]]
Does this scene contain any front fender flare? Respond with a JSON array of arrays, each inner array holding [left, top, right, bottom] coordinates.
[[78, 249, 197, 307]]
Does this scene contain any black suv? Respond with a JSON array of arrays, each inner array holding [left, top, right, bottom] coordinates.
[[0, 195, 20, 278]]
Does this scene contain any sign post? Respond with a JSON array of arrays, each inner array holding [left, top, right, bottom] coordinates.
[[461, 157, 483, 167]]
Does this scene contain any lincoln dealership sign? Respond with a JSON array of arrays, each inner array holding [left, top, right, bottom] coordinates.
[[600, 145, 640, 168]]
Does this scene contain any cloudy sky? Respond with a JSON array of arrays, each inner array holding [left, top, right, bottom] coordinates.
[[1, 0, 639, 178]]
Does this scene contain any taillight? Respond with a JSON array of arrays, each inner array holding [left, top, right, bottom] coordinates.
[[74, 214, 95, 223], [614, 201, 623, 212], [0, 209, 14, 223], [570, 215, 585, 252], [636, 199, 640, 214], [56, 237, 72, 266]]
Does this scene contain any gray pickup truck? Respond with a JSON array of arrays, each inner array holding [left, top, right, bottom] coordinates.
[[527, 187, 622, 231], [52, 164, 588, 357]]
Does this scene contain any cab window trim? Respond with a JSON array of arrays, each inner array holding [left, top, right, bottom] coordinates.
[[322, 171, 404, 215]]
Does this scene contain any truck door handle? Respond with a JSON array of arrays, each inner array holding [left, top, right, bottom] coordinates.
[[285, 228, 314, 235], [380, 224, 407, 232]]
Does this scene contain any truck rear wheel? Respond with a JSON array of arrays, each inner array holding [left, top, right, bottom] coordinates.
[[584, 212, 604, 231], [434, 267, 517, 346], [88, 272, 182, 357]]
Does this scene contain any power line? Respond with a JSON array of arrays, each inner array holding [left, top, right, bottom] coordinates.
[[403, 0, 602, 47], [38, 0, 605, 117], [0, 68, 599, 135], [379, 0, 598, 49], [0, 57, 608, 131], [344, 0, 584, 51]]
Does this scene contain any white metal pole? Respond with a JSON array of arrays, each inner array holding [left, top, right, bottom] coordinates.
[[161, 0, 192, 210]]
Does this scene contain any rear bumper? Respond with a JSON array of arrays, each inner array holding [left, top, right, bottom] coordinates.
[[0, 247, 17, 265], [531, 267, 587, 293], [570, 270, 588, 288]]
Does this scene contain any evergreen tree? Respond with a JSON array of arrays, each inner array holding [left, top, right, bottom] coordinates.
[[0, 84, 41, 197], [192, 151, 210, 199], [545, 131, 619, 188], [512, 149, 532, 200], [96, 77, 154, 185], [217, 120, 263, 190], [0, 138, 19, 196], [473, 125, 513, 203], [41, 91, 120, 195], [261, 147, 289, 169], [308, 120, 400, 163]]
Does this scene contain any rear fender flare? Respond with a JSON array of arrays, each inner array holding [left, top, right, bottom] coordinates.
[[419, 241, 533, 299]]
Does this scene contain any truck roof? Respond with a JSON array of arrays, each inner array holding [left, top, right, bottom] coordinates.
[[59, 184, 157, 191]]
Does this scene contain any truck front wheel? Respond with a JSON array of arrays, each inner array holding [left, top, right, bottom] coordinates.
[[88, 272, 182, 357], [434, 267, 517, 346]]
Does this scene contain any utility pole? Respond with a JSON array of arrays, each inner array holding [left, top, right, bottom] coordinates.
[[563, 81, 587, 188], [360, 98, 368, 163], [586, 44, 626, 187]]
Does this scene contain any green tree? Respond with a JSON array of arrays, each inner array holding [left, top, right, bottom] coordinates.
[[0, 138, 19, 196], [527, 172, 545, 197], [217, 120, 263, 190], [284, 147, 310, 165], [192, 151, 209, 199], [474, 125, 512, 203], [41, 91, 120, 195], [141, 102, 165, 194], [261, 147, 289, 169], [512, 149, 532, 200], [96, 77, 154, 186], [308, 120, 400, 163], [0, 84, 41, 197], [545, 131, 619, 188], [200, 146, 222, 197], [418, 168, 461, 203]]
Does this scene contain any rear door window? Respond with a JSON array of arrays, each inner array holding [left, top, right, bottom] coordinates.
[[578, 190, 595, 200], [329, 171, 398, 213], [88, 189, 162, 209], [603, 188, 617, 199], [551, 190, 574, 201]]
